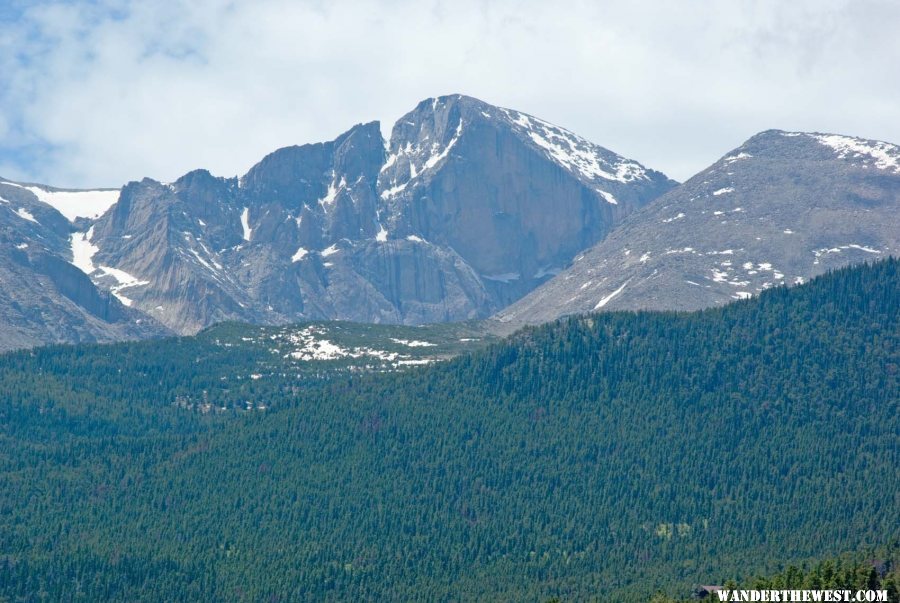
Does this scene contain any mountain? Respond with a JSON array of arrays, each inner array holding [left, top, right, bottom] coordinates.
[[497, 130, 900, 324], [0, 179, 169, 351], [0, 259, 896, 601], [58, 94, 672, 336]]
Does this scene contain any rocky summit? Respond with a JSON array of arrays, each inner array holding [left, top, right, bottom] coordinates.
[[497, 130, 900, 324], [6, 98, 897, 351], [0, 94, 674, 347]]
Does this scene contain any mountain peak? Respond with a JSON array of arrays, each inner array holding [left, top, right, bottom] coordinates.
[[500, 126, 900, 325], [0, 94, 676, 343], [734, 130, 900, 174]]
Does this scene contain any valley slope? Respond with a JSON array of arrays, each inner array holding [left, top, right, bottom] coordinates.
[[0, 259, 896, 601]]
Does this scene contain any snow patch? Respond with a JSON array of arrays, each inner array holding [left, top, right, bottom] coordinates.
[[319, 174, 346, 206], [6, 183, 119, 221], [70, 227, 99, 275], [662, 212, 685, 223], [594, 280, 629, 310], [380, 181, 408, 199], [713, 187, 734, 196], [291, 247, 308, 262], [502, 108, 647, 183], [390, 338, 436, 347], [597, 190, 618, 205], [809, 133, 900, 173], [380, 153, 398, 173], [15, 208, 38, 223], [711, 268, 729, 283], [240, 207, 252, 241], [423, 120, 463, 170], [97, 265, 150, 307], [723, 152, 752, 165], [813, 244, 881, 259]]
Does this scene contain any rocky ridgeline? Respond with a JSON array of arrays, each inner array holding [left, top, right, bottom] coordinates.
[[0, 95, 673, 348]]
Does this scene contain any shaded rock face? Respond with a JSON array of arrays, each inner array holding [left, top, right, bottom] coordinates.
[[0, 180, 170, 352], [62, 94, 672, 335], [498, 130, 900, 324]]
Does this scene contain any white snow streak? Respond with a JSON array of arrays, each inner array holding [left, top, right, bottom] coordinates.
[[594, 280, 629, 310], [97, 265, 149, 307], [423, 120, 463, 170], [597, 190, 618, 205], [15, 208, 39, 223], [240, 207, 252, 241]]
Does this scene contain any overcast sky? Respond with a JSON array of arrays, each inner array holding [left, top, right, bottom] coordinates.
[[1, 0, 898, 188]]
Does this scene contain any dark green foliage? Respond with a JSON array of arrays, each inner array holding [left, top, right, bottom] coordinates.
[[657, 543, 900, 602], [742, 545, 900, 600], [0, 260, 897, 601]]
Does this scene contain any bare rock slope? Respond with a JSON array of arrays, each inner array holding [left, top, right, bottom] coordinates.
[[498, 130, 900, 324]]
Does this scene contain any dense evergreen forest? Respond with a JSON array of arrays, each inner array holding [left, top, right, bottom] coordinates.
[[650, 542, 900, 602], [0, 259, 897, 601]]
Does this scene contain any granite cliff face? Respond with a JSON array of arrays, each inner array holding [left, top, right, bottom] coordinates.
[[0, 180, 168, 351], [378, 97, 674, 307], [498, 130, 900, 324], [0, 95, 673, 344]]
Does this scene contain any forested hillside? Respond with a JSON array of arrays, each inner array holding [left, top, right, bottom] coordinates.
[[0, 259, 897, 601], [652, 543, 900, 602]]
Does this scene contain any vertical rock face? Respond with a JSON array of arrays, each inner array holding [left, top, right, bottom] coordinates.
[[498, 130, 900, 324], [379, 96, 675, 306], [24, 94, 672, 337]]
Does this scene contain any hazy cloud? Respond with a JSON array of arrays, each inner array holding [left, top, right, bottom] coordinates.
[[1, 0, 898, 187]]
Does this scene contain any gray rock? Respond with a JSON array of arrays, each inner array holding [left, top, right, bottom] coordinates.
[[0, 180, 170, 351], [71, 94, 672, 335], [498, 130, 900, 324]]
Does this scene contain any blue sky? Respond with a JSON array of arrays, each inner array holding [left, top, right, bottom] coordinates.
[[1, 0, 899, 188]]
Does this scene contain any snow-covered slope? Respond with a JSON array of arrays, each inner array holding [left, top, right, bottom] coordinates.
[[0, 179, 119, 221]]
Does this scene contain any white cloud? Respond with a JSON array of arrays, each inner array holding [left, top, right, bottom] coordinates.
[[0, 0, 898, 187]]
